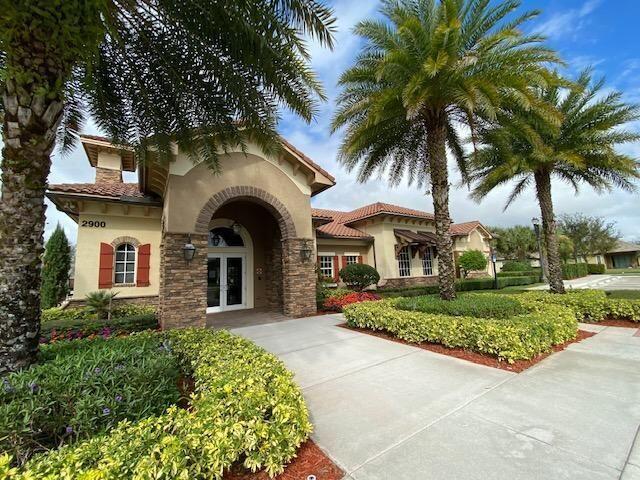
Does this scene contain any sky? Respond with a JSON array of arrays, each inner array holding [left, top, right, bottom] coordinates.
[[33, 0, 640, 243]]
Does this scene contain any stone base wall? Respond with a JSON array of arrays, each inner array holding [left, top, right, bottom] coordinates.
[[264, 234, 283, 311], [67, 295, 158, 309], [158, 232, 207, 329], [282, 238, 316, 317], [381, 276, 439, 289]]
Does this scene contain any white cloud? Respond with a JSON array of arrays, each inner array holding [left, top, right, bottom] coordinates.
[[533, 0, 601, 41]]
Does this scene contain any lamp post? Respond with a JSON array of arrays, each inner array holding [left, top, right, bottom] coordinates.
[[531, 217, 547, 283], [490, 248, 498, 290]]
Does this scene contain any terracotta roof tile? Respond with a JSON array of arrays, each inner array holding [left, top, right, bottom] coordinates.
[[449, 221, 492, 237], [342, 202, 434, 223], [316, 222, 372, 239], [48, 183, 146, 199]]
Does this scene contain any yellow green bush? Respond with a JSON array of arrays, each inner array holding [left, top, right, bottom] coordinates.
[[519, 290, 640, 322], [343, 296, 577, 363], [1, 329, 311, 479]]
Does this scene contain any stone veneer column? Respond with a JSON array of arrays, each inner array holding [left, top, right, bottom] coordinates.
[[158, 232, 208, 329], [264, 235, 283, 311], [281, 238, 316, 317]]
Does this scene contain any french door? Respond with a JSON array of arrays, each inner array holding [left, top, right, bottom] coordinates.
[[207, 253, 246, 313]]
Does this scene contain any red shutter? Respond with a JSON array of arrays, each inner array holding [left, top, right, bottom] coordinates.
[[333, 255, 340, 282], [137, 244, 151, 287], [98, 243, 114, 289], [357, 255, 363, 264], [342, 256, 348, 269]]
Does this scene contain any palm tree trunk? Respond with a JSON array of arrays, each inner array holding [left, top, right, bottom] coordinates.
[[426, 116, 456, 300], [0, 52, 65, 373], [534, 170, 565, 294]]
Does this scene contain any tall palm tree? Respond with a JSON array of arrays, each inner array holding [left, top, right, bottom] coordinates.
[[0, 0, 335, 372], [471, 70, 640, 293], [332, 0, 557, 300]]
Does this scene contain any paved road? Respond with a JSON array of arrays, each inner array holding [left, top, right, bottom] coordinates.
[[232, 315, 640, 480], [530, 274, 640, 291]]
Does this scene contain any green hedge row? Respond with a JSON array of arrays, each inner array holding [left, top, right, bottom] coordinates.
[[343, 296, 577, 362], [562, 263, 589, 279], [395, 293, 525, 319], [379, 276, 539, 298], [496, 270, 539, 278], [5, 329, 311, 479], [587, 263, 606, 274], [41, 304, 156, 323], [519, 290, 640, 323]]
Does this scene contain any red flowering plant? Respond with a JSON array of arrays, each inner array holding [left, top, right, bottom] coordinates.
[[323, 292, 381, 312]]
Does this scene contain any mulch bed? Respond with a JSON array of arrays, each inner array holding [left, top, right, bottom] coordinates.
[[225, 440, 343, 480], [339, 323, 596, 373], [590, 318, 640, 329]]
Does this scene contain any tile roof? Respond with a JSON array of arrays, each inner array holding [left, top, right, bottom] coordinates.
[[48, 183, 146, 199], [449, 221, 482, 236], [607, 240, 640, 254]]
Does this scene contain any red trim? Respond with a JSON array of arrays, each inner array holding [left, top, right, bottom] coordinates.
[[357, 255, 363, 264], [137, 244, 151, 287], [341, 256, 348, 269], [98, 243, 114, 289], [333, 255, 340, 282]]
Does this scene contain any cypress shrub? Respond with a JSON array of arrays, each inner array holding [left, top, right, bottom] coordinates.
[[40, 225, 72, 309]]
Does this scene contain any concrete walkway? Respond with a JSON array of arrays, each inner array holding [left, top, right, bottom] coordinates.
[[231, 315, 640, 480], [529, 274, 640, 291]]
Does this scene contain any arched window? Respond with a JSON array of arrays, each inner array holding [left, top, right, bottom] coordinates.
[[114, 243, 136, 284], [208, 227, 244, 247]]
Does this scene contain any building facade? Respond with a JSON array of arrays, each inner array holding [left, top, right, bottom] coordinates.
[[48, 135, 493, 328]]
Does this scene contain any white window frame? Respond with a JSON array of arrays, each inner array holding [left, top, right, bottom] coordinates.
[[318, 255, 334, 279], [422, 247, 434, 276], [398, 247, 411, 277], [345, 255, 359, 265], [114, 243, 136, 285]]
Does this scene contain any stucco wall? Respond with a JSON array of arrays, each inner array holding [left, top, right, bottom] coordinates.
[[73, 203, 162, 299], [453, 230, 493, 276], [164, 151, 313, 238]]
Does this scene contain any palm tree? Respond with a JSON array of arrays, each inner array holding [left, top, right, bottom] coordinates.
[[332, 0, 557, 300], [471, 70, 640, 293], [0, 0, 335, 372]]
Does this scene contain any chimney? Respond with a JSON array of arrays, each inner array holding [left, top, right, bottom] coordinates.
[[95, 151, 123, 184]]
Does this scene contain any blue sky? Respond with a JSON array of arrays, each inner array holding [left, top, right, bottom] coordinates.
[[42, 0, 640, 242]]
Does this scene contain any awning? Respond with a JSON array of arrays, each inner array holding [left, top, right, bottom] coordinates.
[[394, 229, 438, 258]]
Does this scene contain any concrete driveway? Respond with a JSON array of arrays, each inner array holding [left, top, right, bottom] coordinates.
[[231, 315, 640, 480], [530, 274, 640, 291]]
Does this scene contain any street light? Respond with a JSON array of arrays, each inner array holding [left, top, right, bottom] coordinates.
[[531, 217, 547, 283]]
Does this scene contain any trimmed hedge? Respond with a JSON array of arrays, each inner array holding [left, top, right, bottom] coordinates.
[[40, 314, 158, 343], [496, 270, 539, 278], [379, 276, 539, 298], [500, 261, 532, 272], [587, 263, 606, 274], [396, 293, 524, 319], [41, 304, 155, 323], [0, 333, 180, 465], [519, 290, 640, 323], [5, 329, 311, 479], [343, 296, 577, 363], [562, 263, 589, 279]]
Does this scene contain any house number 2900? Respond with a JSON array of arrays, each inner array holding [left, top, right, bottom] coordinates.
[[81, 220, 107, 228]]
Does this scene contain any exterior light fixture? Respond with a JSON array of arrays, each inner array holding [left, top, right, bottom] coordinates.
[[182, 235, 196, 263], [300, 240, 314, 263], [231, 222, 242, 235]]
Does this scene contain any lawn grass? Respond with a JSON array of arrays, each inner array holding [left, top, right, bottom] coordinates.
[[606, 268, 640, 275], [605, 290, 640, 300]]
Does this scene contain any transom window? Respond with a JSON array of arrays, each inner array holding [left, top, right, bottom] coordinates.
[[114, 243, 136, 284], [422, 247, 434, 276], [319, 256, 334, 279], [209, 227, 244, 247], [345, 255, 358, 265], [398, 247, 411, 277]]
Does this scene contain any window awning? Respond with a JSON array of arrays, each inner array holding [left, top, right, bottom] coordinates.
[[394, 229, 438, 258]]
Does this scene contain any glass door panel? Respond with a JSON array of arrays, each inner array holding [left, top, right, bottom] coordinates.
[[226, 256, 243, 306], [207, 257, 221, 308]]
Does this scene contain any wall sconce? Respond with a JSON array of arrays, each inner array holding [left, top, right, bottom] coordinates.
[[300, 240, 313, 263], [231, 221, 242, 235], [182, 235, 196, 263]]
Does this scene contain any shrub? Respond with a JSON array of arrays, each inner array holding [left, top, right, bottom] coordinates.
[[10, 329, 311, 479], [519, 290, 640, 323], [339, 263, 380, 291], [458, 250, 487, 277], [501, 260, 532, 272], [0, 333, 180, 465], [496, 270, 539, 278], [41, 303, 155, 323], [85, 291, 118, 319], [323, 292, 381, 312], [561, 263, 589, 279], [40, 225, 71, 309], [378, 276, 539, 298], [587, 263, 606, 274], [343, 297, 577, 363], [396, 293, 524, 319], [40, 314, 158, 344]]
